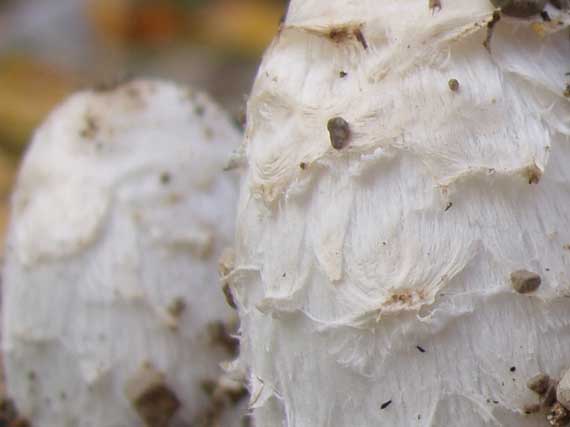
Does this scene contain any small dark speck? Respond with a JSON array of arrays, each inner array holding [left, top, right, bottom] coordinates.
[[282, 273, 286, 278], [565, 72, 570, 76], [339, 71, 348, 78], [416, 345, 426, 353], [444, 202, 453, 211], [160, 172, 171, 185], [564, 84, 570, 98], [327, 117, 351, 150], [195, 105, 205, 116], [380, 400, 392, 410], [417, 414, 421, 420], [540, 11, 551, 21], [299, 162, 307, 170], [353, 28, 368, 50], [448, 78, 460, 92], [546, 268, 550, 271], [510, 366, 516, 372], [493, 400, 499, 404]]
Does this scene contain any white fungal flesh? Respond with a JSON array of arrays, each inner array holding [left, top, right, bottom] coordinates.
[[2, 80, 244, 426], [231, 1, 570, 426]]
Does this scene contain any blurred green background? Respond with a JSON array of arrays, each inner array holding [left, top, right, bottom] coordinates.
[[0, 0, 287, 251]]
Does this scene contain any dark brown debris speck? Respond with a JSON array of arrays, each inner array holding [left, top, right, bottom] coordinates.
[[416, 345, 426, 353], [444, 202, 453, 211], [208, 321, 239, 356], [195, 105, 206, 117], [339, 71, 348, 78], [327, 117, 351, 150], [528, 373, 551, 395], [523, 164, 542, 184], [511, 270, 541, 294], [380, 400, 392, 410], [329, 27, 350, 43], [125, 365, 180, 427], [167, 297, 186, 318], [448, 79, 460, 92], [80, 114, 99, 139], [523, 403, 541, 414], [429, 0, 442, 12], [200, 379, 217, 397], [353, 28, 368, 50], [222, 283, 237, 310], [510, 366, 517, 373], [160, 172, 171, 185], [483, 11, 501, 51]]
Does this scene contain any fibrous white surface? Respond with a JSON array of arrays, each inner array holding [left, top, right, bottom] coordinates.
[[231, 1, 570, 426], [2, 80, 244, 426]]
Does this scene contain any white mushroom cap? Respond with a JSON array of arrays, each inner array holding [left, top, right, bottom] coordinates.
[[231, 1, 570, 426], [2, 79, 245, 426]]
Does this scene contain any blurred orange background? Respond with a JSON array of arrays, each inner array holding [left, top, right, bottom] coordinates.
[[0, 0, 286, 254]]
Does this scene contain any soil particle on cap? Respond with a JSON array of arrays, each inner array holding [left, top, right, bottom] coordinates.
[[448, 79, 460, 92], [523, 164, 542, 184], [125, 364, 180, 427], [329, 27, 350, 43], [528, 373, 551, 395], [222, 283, 237, 310], [511, 270, 541, 294], [523, 403, 541, 414], [429, 0, 442, 12], [207, 321, 239, 356], [327, 117, 351, 150], [80, 113, 99, 140], [160, 172, 172, 185], [353, 28, 368, 49], [167, 298, 186, 318], [483, 11, 501, 51]]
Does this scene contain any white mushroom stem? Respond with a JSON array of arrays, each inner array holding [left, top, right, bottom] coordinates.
[[230, 1, 570, 426], [2, 80, 245, 426]]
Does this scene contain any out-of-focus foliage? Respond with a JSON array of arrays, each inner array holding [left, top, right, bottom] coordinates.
[[0, 152, 16, 255], [88, 0, 284, 54], [0, 57, 78, 155]]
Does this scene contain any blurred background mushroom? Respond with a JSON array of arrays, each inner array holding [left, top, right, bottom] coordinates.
[[0, 0, 287, 253]]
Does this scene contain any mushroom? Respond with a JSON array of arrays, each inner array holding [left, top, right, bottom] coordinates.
[[2, 80, 247, 426], [228, 1, 570, 426]]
